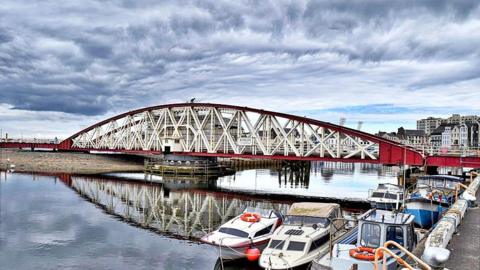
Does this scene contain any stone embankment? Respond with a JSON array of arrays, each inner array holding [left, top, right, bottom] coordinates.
[[0, 149, 144, 174]]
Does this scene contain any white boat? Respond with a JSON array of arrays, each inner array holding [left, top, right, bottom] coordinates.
[[259, 202, 342, 270], [312, 209, 425, 270], [201, 206, 283, 260], [367, 183, 403, 210]]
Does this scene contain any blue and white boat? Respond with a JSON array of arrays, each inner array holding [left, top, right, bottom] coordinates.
[[404, 175, 464, 228], [312, 209, 419, 270]]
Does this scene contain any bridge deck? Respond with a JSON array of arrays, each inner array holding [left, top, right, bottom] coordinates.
[[1, 142, 479, 167]]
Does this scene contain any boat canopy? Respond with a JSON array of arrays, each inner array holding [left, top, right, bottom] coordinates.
[[417, 175, 465, 190], [287, 202, 340, 218], [377, 183, 402, 190]]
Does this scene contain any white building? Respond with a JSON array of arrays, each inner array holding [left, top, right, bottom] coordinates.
[[417, 114, 479, 135], [442, 126, 452, 149]]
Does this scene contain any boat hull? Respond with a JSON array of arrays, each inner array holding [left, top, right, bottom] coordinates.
[[209, 240, 269, 260], [404, 199, 448, 228]]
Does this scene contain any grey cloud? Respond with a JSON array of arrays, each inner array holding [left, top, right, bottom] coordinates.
[[0, 0, 479, 122], [0, 29, 13, 44]]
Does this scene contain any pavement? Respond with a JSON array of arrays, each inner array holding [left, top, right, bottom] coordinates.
[[444, 189, 480, 270]]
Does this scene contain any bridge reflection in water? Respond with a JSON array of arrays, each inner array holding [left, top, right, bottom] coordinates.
[[63, 175, 291, 239]]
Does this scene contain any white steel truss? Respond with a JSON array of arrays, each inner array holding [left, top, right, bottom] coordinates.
[[71, 105, 379, 160]]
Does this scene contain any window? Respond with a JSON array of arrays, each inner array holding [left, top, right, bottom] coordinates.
[[329, 210, 337, 220], [360, 223, 381, 248], [386, 226, 404, 246], [308, 233, 330, 253], [284, 215, 330, 227], [433, 180, 445, 188], [371, 192, 401, 200], [254, 225, 273, 238], [287, 241, 306, 251], [218, 227, 249, 238], [243, 207, 273, 218], [269, 240, 285, 249], [417, 179, 430, 186]]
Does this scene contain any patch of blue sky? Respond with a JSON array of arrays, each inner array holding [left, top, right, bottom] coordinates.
[[291, 104, 478, 116]]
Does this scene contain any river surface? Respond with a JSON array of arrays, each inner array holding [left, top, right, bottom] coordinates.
[[0, 163, 398, 270]]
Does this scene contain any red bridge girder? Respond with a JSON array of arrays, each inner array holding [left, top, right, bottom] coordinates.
[[0, 103, 478, 168]]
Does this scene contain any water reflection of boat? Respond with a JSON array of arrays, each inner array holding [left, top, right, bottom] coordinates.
[[259, 203, 343, 270], [201, 207, 283, 261], [404, 175, 464, 228]]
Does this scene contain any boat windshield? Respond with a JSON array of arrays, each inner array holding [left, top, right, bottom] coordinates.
[[417, 176, 462, 190], [371, 192, 402, 200], [218, 227, 249, 238], [284, 215, 330, 227], [360, 223, 381, 248], [243, 207, 273, 218]]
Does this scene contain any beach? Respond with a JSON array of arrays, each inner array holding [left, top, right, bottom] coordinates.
[[0, 149, 144, 174]]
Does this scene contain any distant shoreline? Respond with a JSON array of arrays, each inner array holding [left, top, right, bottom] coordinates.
[[0, 149, 144, 174]]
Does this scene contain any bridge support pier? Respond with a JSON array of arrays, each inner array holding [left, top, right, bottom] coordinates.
[[145, 154, 233, 178]]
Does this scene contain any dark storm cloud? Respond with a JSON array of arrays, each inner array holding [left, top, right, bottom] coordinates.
[[0, 0, 479, 125], [0, 29, 13, 44]]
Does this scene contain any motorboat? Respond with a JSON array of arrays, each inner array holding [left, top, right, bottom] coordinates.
[[258, 202, 343, 270], [404, 175, 464, 228], [313, 209, 422, 270], [367, 183, 404, 210], [201, 206, 283, 261]]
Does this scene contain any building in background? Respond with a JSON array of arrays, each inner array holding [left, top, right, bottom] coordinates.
[[417, 114, 479, 134], [417, 117, 443, 135], [379, 114, 479, 154]]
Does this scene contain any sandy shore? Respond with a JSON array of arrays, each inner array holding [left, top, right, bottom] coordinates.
[[0, 149, 144, 174]]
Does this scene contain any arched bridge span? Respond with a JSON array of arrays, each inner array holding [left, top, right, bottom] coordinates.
[[60, 103, 423, 166]]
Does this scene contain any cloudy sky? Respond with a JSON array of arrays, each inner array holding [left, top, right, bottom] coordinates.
[[1, 0, 479, 138]]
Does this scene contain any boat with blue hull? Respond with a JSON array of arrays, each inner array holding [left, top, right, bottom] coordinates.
[[311, 209, 421, 270], [404, 175, 464, 228], [404, 196, 450, 228]]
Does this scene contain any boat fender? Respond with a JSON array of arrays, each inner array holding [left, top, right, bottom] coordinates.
[[348, 246, 383, 261], [245, 247, 260, 261]]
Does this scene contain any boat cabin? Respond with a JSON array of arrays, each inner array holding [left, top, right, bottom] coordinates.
[[368, 183, 404, 210], [357, 209, 416, 250], [329, 209, 416, 270], [283, 202, 341, 228], [416, 175, 464, 190], [259, 203, 342, 269]]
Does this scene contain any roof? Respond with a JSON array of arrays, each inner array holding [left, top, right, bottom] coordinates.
[[287, 202, 339, 217], [431, 124, 456, 135], [404, 129, 425, 136], [360, 209, 414, 225]]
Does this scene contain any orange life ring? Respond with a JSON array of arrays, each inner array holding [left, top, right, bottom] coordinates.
[[240, 212, 261, 223], [349, 246, 383, 261]]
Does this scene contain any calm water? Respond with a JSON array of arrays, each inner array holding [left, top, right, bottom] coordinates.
[[0, 163, 398, 270]]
